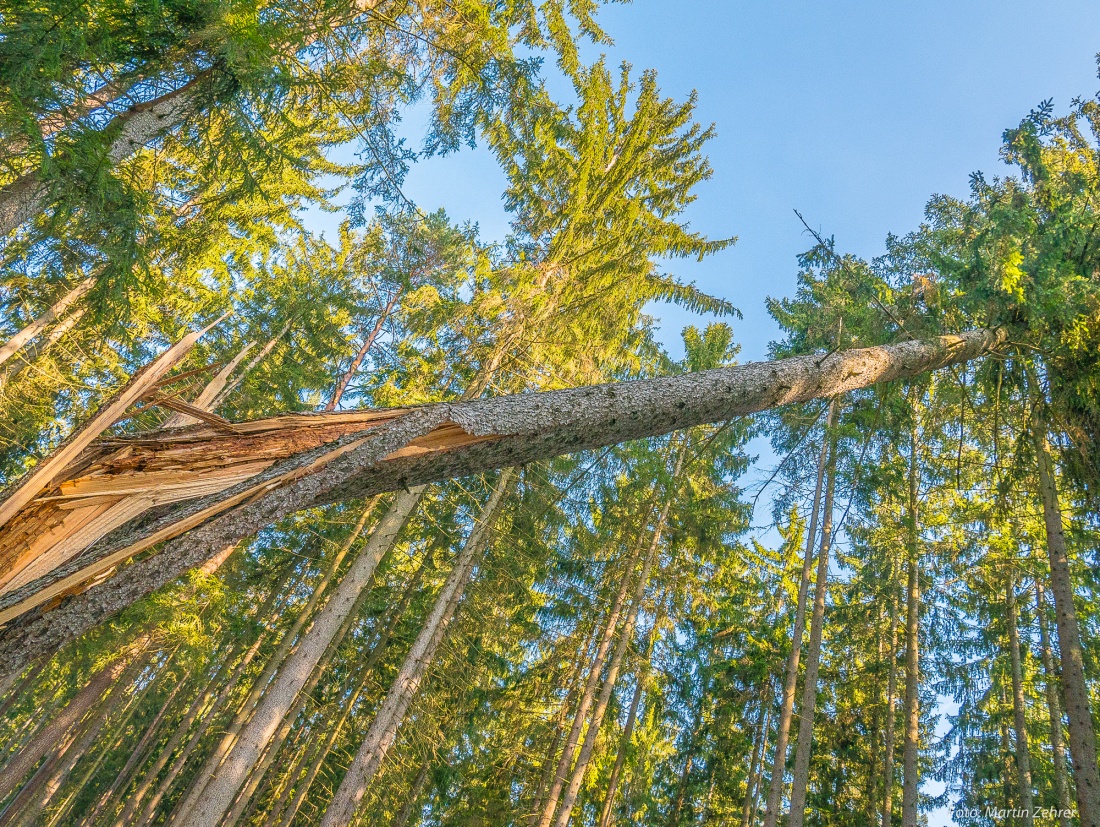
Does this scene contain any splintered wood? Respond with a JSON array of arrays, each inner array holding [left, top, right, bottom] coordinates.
[[0, 410, 406, 600]]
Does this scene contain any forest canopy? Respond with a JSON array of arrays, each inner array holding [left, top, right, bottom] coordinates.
[[1, 3, 1100, 827]]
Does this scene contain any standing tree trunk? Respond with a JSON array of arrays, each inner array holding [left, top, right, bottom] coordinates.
[[1036, 580, 1074, 827], [173, 487, 424, 827], [533, 511, 654, 827], [553, 480, 679, 827], [326, 291, 401, 411], [1034, 419, 1100, 827], [0, 277, 95, 369], [901, 425, 921, 827], [273, 550, 432, 827], [788, 435, 839, 827], [741, 688, 774, 827], [596, 605, 665, 827], [1006, 570, 1034, 826], [174, 502, 376, 816], [882, 584, 900, 827], [762, 399, 838, 827], [318, 470, 514, 827], [0, 636, 148, 803]]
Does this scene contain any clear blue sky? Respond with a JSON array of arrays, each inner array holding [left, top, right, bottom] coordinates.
[[314, 5, 1100, 823]]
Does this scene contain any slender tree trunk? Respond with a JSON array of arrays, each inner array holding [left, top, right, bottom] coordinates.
[[390, 762, 431, 827], [1034, 420, 1100, 827], [901, 425, 921, 827], [211, 321, 292, 410], [274, 549, 432, 827], [553, 482, 677, 827], [0, 636, 147, 804], [596, 605, 665, 827], [788, 436, 839, 827], [1036, 580, 1074, 827], [0, 277, 95, 369], [0, 661, 46, 722], [0, 304, 88, 392], [1006, 571, 1035, 826], [176, 502, 375, 814], [534, 516, 653, 827], [743, 692, 774, 827], [668, 701, 706, 827], [174, 487, 423, 827], [1000, 683, 1015, 813], [326, 291, 401, 411], [882, 586, 900, 827], [0, 328, 1004, 676], [762, 399, 838, 827], [318, 471, 514, 827], [81, 669, 188, 825]]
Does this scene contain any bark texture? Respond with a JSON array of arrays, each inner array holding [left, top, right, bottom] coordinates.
[[1034, 424, 1100, 827], [901, 428, 920, 827], [0, 328, 1004, 676]]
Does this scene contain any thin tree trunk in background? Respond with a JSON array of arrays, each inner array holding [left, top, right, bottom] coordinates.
[[211, 322, 292, 410], [175, 487, 424, 827], [668, 701, 706, 827], [319, 471, 514, 827], [534, 512, 653, 827], [0, 277, 95, 369], [0, 649, 148, 827], [882, 586, 900, 827], [1000, 684, 1014, 813], [555, 473, 680, 827], [901, 425, 921, 827], [326, 291, 401, 411], [762, 399, 837, 827], [0, 636, 148, 804], [0, 661, 46, 722], [788, 435, 838, 827], [1036, 580, 1074, 827], [390, 762, 431, 827], [274, 549, 432, 827], [1034, 422, 1100, 827], [176, 502, 375, 815], [743, 692, 774, 827], [1006, 570, 1034, 826], [0, 305, 88, 392], [81, 669, 188, 825], [596, 603, 665, 827]]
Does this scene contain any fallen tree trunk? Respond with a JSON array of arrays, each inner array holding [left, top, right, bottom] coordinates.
[[0, 327, 1005, 675]]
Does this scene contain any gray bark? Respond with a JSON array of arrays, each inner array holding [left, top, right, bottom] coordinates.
[[0, 75, 206, 237], [0, 328, 1004, 676], [788, 437, 838, 827], [1034, 422, 1100, 827], [762, 400, 837, 827], [1036, 580, 1074, 827], [1006, 571, 1034, 826], [318, 470, 512, 827], [173, 487, 423, 827]]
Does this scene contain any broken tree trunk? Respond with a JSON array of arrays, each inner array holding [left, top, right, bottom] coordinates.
[[0, 328, 1005, 676]]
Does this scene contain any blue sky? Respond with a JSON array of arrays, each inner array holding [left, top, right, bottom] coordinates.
[[313, 4, 1100, 823], [394, 0, 1100, 364]]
